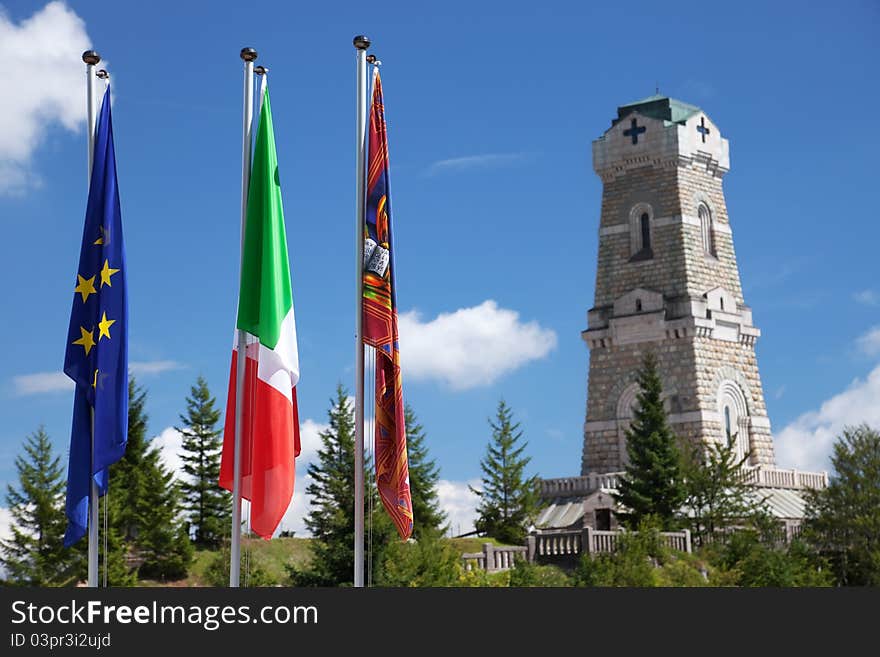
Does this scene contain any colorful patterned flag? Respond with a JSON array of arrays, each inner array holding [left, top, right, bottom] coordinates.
[[363, 69, 413, 540], [219, 79, 301, 540], [63, 86, 128, 547]]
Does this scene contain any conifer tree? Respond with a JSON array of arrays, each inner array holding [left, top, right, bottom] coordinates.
[[109, 379, 191, 581], [804, 424, 880, 586], [405, 404, 447, 539], [177, 376, 230, 547], [471, 400, 541, 545], [289, 384, 393, 586], [613, 353, 686, 529], [0, 427, 79, 586], [680, 438, 763, 547]]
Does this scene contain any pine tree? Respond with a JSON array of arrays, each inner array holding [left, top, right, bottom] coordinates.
[[471, 400, 541, 545], [680, 438, 764, 547], [177, 375, 230, 548], [404, 404, 447, 539], [0, 427, 80, 586], [109, 379, 192, 582], [803, 424, 880, 586], [613, 353, 686, 529], [289, 384, 394, 586]]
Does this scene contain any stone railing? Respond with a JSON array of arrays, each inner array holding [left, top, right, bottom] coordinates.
[[461, 543, 529, 572], [541, 466, 827, 499], [540, 472, 622, 498], [533, 530, 582, 557], [463, 528, 694, 571], [533, 527, 692, 557], [740, 466, 828, 490]]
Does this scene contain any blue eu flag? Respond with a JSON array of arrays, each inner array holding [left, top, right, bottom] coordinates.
[[63, 86, 128, 547]]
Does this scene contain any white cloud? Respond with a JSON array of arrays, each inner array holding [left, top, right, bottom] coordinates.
[[11, 360, 182, 396], [152, 426, 185, 480], [398, 300, 557, 390], [856, 326, 880, 357], [0, 2, 92, 195], [437, 479, 481, 537], [425, 152, 526, 176], [853, 290, 879, 306], [775, 363, 880, 473], [12, 371, 73, 395], [129, 360, 185, 376]]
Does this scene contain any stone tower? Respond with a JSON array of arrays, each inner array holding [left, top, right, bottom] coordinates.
[[581, 95, 775, 475]]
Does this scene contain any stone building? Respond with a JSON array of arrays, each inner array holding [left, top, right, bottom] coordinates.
[[534, 96, 826, 549]]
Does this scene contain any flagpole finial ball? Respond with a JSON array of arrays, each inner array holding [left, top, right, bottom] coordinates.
[[82, 50, 100, 65], [240, 47, 258, 62], [353, 35, 371, 50], [255, 66, 268, 75], [366, 55, 377, 64], [96, 69, 109, 79]]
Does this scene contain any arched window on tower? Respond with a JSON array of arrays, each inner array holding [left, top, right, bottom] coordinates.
[[718, 381, 750, 464], [628, 203, 654, 261], [699, 203, 716, 256]]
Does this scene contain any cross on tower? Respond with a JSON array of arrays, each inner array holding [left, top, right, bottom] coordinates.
[[696, 116, 711, 143], [623, 118, 646, 144]]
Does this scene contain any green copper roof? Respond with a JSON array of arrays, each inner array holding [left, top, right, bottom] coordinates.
[[612, 95, 702, 127]]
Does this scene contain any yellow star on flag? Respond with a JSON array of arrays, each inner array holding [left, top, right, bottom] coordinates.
[[97, 312, 116, 341], [92, 369, 99, 389], [72, 326, 96, 356], [100, 259, 120, 288], [94, 226, 108, 245], [74, 274, 97, 303]]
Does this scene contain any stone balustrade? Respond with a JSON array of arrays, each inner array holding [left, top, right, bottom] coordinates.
[[540, 472, 622, 497], [740, 465, 828, 490], [461, 543, 529, 573], [541, 465, 827, 500], [533, 527, 692, 559]]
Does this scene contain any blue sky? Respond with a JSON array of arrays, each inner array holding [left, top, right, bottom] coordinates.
[[1, 0, 878, 536]]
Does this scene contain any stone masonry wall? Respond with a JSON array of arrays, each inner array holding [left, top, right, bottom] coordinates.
[[675, 164, 745, 303], [692, 335, 775, 465], [582, 333, 775, 473], [593, 166, 688, 308], [582, 337, 700, 473]]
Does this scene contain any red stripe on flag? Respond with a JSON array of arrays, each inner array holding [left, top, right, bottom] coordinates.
[[220, 350, 299, 540]]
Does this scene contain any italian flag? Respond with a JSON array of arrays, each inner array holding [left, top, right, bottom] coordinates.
[[220, 80, 300, 540]]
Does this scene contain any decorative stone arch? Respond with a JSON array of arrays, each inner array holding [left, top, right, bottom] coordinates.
[[712, 367, 754, 464], [711, 365, 754, 412], [628, 202, 654, 258], [689, 191, 717, 222]]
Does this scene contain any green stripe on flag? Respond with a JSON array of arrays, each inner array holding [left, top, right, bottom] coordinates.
[[237, 88, 293, 351]]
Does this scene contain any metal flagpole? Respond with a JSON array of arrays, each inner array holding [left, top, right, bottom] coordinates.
[[82, 49, 100, 589], [353, 34, 370, 588], [231, 46, 257, 588]]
